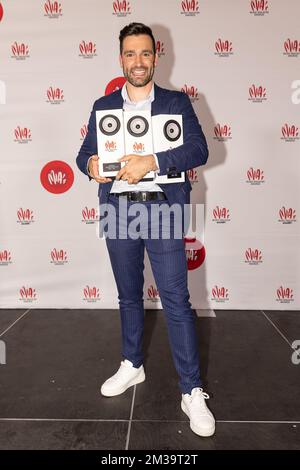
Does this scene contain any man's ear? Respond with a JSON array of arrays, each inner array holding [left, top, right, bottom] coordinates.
[[154, 52, 158, 67], [119, 54, 123, 68]]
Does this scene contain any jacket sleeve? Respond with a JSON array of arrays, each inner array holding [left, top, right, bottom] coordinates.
[[76, 101, 98, 180], [155, 92, 209, 175]]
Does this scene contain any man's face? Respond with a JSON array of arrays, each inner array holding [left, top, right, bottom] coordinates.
[[119, 34, 158, 88]]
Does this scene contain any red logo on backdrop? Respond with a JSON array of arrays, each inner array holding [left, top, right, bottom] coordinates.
[[214, 123, 232, 141], [284, 39, 300, 57], [278, 206, 297, 224], [105, 77, 126, 96], [181, 0, 199, 15], [79, 40, 97, 59], [82, 206, 99, 224], [276, 286, 294, 303], [46, 86, 64, 104], [187, 168, 198, 184], [0, 3, 3, 22], [211, 285, 229, 303], [44, 1, 62, 18], [184, 237, 205, 270], [19, 286, 37, 302], [248, 84, 267, 103], [147, 284, 160, 303], [133, 142, 144, 153], [250, 0, 269, 15], [212, 206, 230, 223], [14, 126, 32, 144], [17, 208, 34, 225], [11, 42, 30, 60], [112, 1, 131, 16], [50, 248, 68, 265], [40, 161, 74, 194], [215, 39, 233, 57], [83, 285, 100, 302], [105, 141, 117, 152], [281, 124, 299, 141], [181, 84, 199, 103], [80, 124, 87, 140], [246, 167, 264, 184], [0, 250, 12, 266], [156, 40, 165, 58], [245, 248, 263, 264]]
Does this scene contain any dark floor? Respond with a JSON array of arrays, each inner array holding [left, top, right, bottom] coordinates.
[[0, 308, 299, 450]]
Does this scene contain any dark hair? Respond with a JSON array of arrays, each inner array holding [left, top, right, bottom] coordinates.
[[119, 22, 156, 55]]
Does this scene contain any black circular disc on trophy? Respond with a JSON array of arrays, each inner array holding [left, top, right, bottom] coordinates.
[[163, 120, 182, 142], [127, 115, 149, 137], [99, 114, 121, 136]]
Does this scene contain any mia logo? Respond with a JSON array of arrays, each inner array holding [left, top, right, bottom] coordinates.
[[79, 41, 97, 59], [82, 206, 99, 224], [276, 286, 294, 304], [184, 238, 205, 270], [83, 285, 100, 303], [105, 77, 126, 96], [11, 42, 30, 60], [250, 0, 269, 15], [46, 86, 64, 104], [44, 1, 62, 18], [14, 126, 32, 144], [281, 123, 299, 142], [181, 84, 199, 103], [40, 161, 74, 194], [0, 250, 12, 266], [187, 168, 198, 184], [156, 41, 165, 58], [245, 248, 263, 265], [147, 284, 160, 303], [214, 39, 233, 58], [214, 123, 232, 142], [50, 248, 68, 265], [212, 206, 230, 224], [19, 286, 37, 303], [80, 124, 87, 140], [284, 39, 300, 58], [17, 208, 34, 225], [112, 1, 131, 17], [211, 285, 229, 303], [246, 167, 265, 185], [181, 0, 199, 16], [0, 3, 3, 22], [105, 141, 117, 152], [133, 142, 145, 153], [278, 206, 297, 224], [248, 84, 267, 103]]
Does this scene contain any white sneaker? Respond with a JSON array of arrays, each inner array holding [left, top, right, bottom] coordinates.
[[100, 359, 145, 397], [181, 387, 215, 437]]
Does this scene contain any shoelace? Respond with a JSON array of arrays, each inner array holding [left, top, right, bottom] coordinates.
[[187, 387, 210, 406]]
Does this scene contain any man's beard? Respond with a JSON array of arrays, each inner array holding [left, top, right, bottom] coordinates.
[[123, 65, 155, 88]]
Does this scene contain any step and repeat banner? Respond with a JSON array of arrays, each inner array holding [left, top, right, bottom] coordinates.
[[0, 0, 299, 309]]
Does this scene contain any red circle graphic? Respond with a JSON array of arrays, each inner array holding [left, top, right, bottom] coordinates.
[[184, 237, 206, 270], [105, 77, 126, 96], [40, 160, 74, 194]]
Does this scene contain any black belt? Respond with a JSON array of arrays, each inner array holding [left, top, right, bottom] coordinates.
[[110, 191, 167, 202]]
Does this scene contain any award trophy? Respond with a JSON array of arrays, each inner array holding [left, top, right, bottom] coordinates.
[[152, 114, 185, 184], [96, 109, 125, 178], [123, 110, 154, 181]]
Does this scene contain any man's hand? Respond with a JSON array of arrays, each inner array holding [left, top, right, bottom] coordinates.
[[88, 155, 112, 183], [115, 154, 158, 184]]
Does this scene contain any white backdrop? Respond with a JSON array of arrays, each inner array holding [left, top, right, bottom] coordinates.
[[0, 0, 299, 309]]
